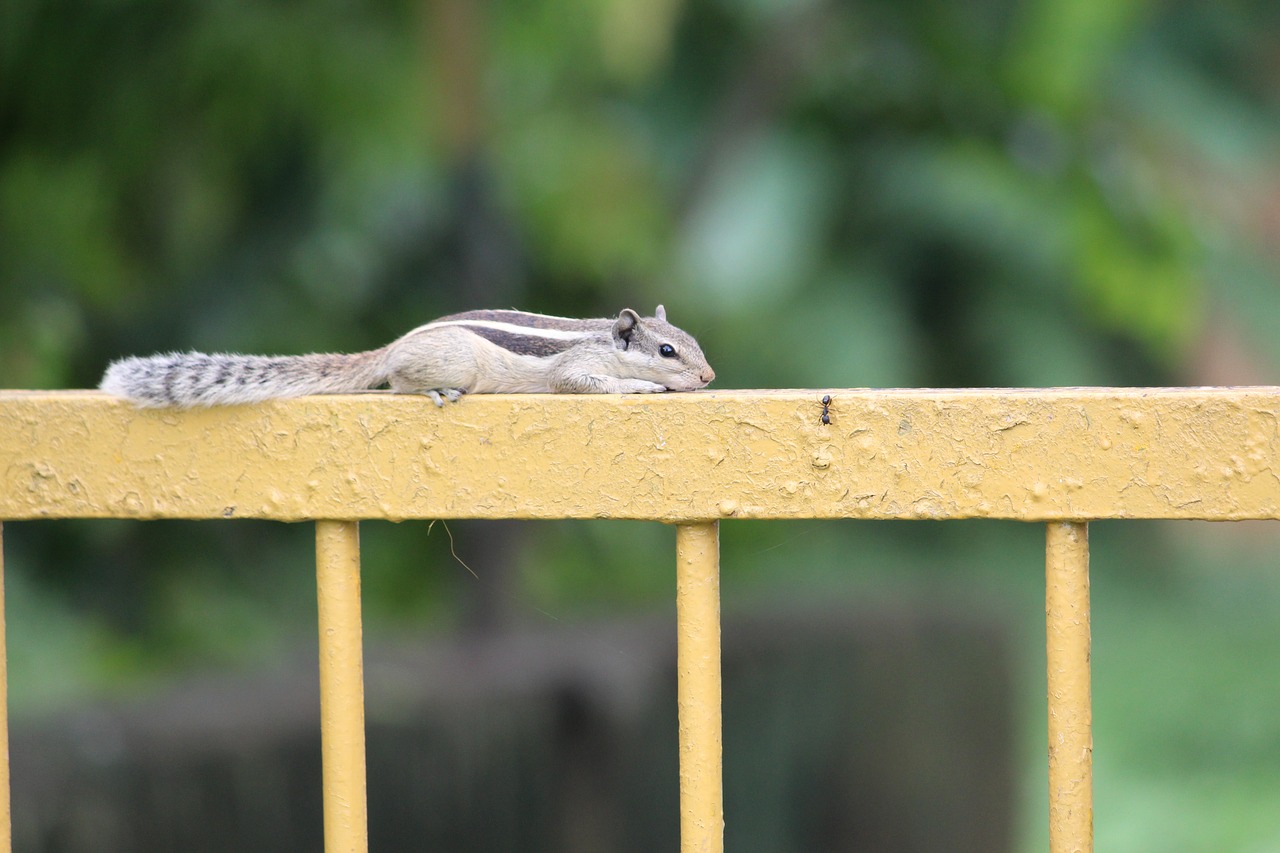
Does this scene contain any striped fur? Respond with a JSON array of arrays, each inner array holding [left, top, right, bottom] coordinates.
[[100, 307, 714, 407]]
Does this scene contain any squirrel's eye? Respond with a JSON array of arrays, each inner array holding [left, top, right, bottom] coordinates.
[[659, 344, 677, 358]]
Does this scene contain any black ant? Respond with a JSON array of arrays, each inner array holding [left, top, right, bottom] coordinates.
[[817, 394, 832, 425]]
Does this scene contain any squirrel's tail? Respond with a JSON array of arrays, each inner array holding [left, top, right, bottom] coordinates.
[[100, 349, 391, 407]]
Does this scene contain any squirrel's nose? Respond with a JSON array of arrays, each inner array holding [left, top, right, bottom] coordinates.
[[701, 367, 715, 384]]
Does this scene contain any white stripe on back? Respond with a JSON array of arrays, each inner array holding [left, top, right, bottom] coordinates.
[[423, 319, 596, 340]]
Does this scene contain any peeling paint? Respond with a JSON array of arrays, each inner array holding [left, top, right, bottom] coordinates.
[[4, 389, 1280, 520]]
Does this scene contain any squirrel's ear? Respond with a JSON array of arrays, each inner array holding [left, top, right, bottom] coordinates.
[[655, 305, 667, 322], [613, 309, 641, 349]]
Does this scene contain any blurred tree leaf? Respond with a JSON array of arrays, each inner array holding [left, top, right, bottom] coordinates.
[[1008, 0, 1151, 116], [678, 131, 834, 313]]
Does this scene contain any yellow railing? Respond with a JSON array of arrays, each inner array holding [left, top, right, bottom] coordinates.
[[4, 386, 1280, 853]]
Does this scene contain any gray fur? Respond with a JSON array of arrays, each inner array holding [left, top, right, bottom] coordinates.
[[100, 307, 714, 408], [99, 350, 392, 408]]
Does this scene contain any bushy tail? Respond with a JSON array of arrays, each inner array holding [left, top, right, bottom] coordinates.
[[100, 349, 390, 407]]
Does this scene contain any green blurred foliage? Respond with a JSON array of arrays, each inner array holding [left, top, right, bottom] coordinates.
[[4, 0, 1280, 849]]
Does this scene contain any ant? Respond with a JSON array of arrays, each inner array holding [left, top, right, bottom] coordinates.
[[817, 394, 832, 426]]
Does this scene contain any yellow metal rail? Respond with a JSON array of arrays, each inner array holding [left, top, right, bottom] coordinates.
[[4, 387, 1280, 853], [676, 521, 724, 852], [316, 520, 369, 853], [5, 388, 1279, 522], [1046, 521, 1092, 852], [0, 523, 9, 853]]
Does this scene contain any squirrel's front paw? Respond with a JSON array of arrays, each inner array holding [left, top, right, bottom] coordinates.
[[617, 379, 667, 394]]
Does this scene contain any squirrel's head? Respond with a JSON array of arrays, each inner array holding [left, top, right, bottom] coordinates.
[[611, 306, 715, 391]]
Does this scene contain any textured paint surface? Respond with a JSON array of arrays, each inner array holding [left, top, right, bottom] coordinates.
[[4, 388, 1280, 521], [1046, 522, 1092, 853], [316, 521, 368, 853], [676, 522, 723, 853]]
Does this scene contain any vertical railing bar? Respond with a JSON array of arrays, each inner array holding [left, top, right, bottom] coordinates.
[[1046, 521, 1093, 853], [0, 522, 10, 853], [675, 520, 724, 853], [315, 520, 369, 853]]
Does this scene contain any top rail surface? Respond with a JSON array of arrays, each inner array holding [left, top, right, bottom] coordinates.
[[2, 388, 1279, 522]]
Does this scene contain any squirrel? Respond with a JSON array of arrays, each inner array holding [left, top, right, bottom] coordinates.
[[100, 305, 715, 408]]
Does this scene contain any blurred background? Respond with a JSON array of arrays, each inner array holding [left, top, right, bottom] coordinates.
[[4, 0, 1280, 849]]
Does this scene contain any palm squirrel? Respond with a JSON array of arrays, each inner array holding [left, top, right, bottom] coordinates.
[[100, 306, 715, 407]]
